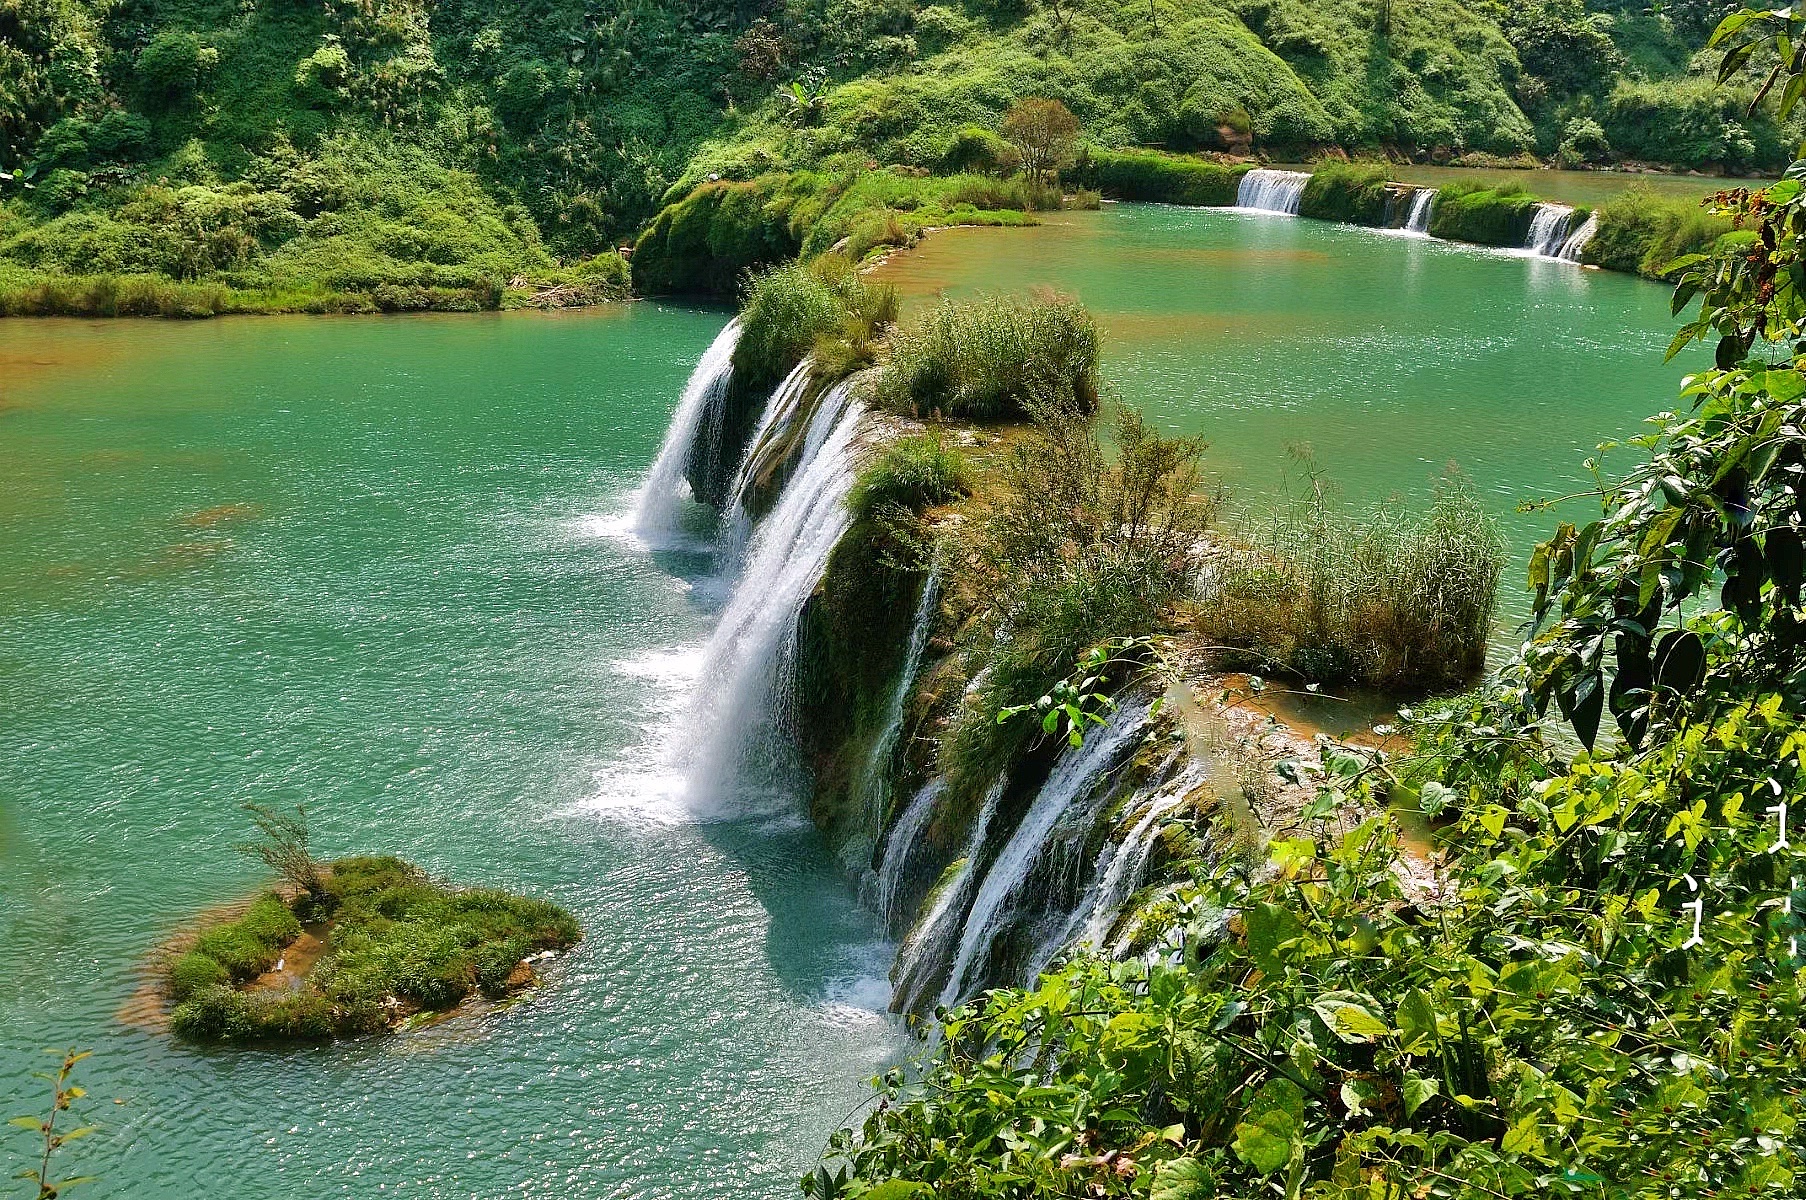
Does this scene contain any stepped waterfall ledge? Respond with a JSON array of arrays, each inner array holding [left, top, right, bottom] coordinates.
[[1237, 169, 1311, 215]]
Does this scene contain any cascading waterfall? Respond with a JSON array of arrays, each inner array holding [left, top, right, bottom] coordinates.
[[716, 359, 821, 561], [1525, 203, 1577, 258], [936, 700, 1152, 1009], [1404, 187, 1436, 235], [634, 319, 740, 541], [859, 570, 942, 837], [875, 777, 944, 930], [1236, 169, 1311, 215], [688, 377, 865, 809], [893, 779, 1004, 1012], [1558, 212, 1600, 263]]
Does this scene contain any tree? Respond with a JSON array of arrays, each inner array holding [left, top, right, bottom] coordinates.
[[236, 803, 329, 910], [1000, 97, 1079, 186]]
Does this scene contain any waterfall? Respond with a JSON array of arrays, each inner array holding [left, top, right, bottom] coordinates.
[[860, 570, 942, 838], [1524, 203, 1576, 258], [1236, 169, 1311, 215], [716, 359, 820, 560], [1404, 187, 1436, 235], [892, 779, 1004, 1013], [876, 777, 944, 930], [634, 319, 739, 541], [689, 377, 865, 808], [1557, 212, 1599, 263], [936, 701, 1151, 1009]]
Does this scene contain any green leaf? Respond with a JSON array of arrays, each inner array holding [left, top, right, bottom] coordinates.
[[1244, 902, 1302, 974], [1231, 1110, 1295, 1176], [1311, 994, 1391, 1043], [7, 1117, 45, 1131], [1395, 988, 1440, 1055], [1149, 1157, 1214, 1200], [1402, 1074, 1440, 1117], [1501, 1115, 1547, 1161]]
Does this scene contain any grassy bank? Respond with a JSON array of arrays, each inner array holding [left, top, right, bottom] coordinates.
[[167, 856, 580, 1042], [1070, 148, 1249, 207]]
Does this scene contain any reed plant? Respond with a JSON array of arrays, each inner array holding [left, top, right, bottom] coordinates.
[[875, 293, 1099, 421], [1196, 473, 1504, 692]]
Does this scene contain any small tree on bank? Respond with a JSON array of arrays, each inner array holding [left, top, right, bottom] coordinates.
[[237, 802, 329, 910], [1001, 97, 1080, 186]]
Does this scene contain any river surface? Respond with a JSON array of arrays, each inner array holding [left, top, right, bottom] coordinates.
[[1, 203, 1698, 1197], [870, 204, 1705, 630], [0, 309, 901, 1199]]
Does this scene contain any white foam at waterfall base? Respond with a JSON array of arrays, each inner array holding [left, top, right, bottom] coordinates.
[[936, 700, 1151, 1008], [571, 646, 708, 827], [1236, 169, 1311, 215], [687, 382, 866, 819], [633, 318, 740, 545], [1524, 203, 1576, 258]]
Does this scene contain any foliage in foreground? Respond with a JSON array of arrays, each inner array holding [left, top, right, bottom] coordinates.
[[875, 295, 1100, 422], [808, 50, 1806, 1197], [8, 1049, 98, 1200], [168, 857, 580, 1042], [1197, 475, 1506, 691]]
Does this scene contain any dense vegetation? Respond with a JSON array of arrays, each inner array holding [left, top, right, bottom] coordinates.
[[804, 90, 1806, 1200], [0, 0, 1789, 308], [167, 856, 580, 1042], [874, 293, 1100, 420]]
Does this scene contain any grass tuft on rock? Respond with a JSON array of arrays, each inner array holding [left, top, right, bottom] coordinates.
[[875, 294, 1100, 421]]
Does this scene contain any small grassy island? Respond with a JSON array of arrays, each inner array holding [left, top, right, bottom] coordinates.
[[165, 848, 580, 1043]]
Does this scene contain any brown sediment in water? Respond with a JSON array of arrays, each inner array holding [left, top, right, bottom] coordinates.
[[179, 502, 260, 529]]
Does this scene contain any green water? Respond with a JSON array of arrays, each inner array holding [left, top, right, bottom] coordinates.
[[1, 206, 1701, 1197], [872, 205, 1705, 630], [0, 309, 902, 1199]]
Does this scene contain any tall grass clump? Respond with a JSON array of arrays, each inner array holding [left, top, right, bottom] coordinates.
[[1585, 184, 1736, 279], [1298, 161, 1391, 225], [875, 293, 1099, 421], [1196, 475, 1504, 691], [733, 255, 896, 397], [939, 403, 1213, 794], [1070, 148, 1248, 207]]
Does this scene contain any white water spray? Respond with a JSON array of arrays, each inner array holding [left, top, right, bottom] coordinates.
[[634, 319, 740, 541], [876, 777, 944, 929], [1236, 169, 1311, 215], [936, 701, 1150, 1008], [1525, 203, 1576, 258]]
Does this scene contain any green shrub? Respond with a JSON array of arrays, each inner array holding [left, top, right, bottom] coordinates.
[[631, 177, 805, 297], [1196, 476, 1505, 691], [187, 892, 301, 980], [875, 294, 1100, 421], [1603, 77, 1784, 172], [1297, 161, 1391, 225], [1070, 148, 1247, 207], [849, 435, 970, 523], [938, 125, 1019, 176], [1426, 184, 1541, 246], [1585, 184, 1733, 279]]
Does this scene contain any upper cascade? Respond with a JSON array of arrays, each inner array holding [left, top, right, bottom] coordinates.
[[1525, 203, 1577, 258], [1237, 169, 1311, 215], [634, 318, 740, 542]]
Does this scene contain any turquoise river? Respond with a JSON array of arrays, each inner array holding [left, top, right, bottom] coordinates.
[[0, 201, 1702, 1197]]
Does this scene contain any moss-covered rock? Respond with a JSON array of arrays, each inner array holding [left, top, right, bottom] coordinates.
[[1427, 186, 1541, 247], [1070, 148, 1250, 207]]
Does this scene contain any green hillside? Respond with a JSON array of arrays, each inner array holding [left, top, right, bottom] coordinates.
[[0, 0, 1787, 309]]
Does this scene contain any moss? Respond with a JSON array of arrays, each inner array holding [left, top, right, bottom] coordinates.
[[1297, 161, 1391, 225], [848, 435, 970, 524], [1427, 185, 1541, 247], [1070, 148, 1248, 207], [189, 893, 301, 979]]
